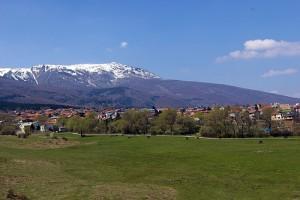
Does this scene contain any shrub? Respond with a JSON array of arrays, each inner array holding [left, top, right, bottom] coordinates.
[[270, 129, 293, 137], [7, 189, 29, 200], [199, 126, 216, 137], [293, 123, 300, 136], [0, 125, 17, 135]]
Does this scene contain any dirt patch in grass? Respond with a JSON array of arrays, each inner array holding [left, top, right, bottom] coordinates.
[[0, 157, 87, 200], [0, 175, 33, 199], [0, 136, 79, 149], [0, 159, 56, 189], [27, 138, 79, 149], [93, 183, 177, 200], [0, 175, 32, 186], [11, 159, 57, 168]]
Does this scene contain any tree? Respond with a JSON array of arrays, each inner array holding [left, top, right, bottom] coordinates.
[[293, 123, 300, 136], [261, 107, 273, 131], [193, 112, 206, 125], [65, 116, 86, 136], [95, 120, 109, 134], [118, 110, 150, 134], [109, 119, 126, 134], [0, 125, 17, 135], [0, 113, 18, 135], [240, 111, 253, 137], [57, 117, 68, 127], [199, 125, 215, 137], [84, 112, 98, 133], [234, 111, 253, 137], [202, 107, 231, 137], [136, 110, 150, 134], [65, 116, 80, 132], [152, 109, 177, 135], [175, 115, 197, 135]]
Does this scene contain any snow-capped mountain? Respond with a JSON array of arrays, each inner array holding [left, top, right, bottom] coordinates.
[[0, 62, 299, 108], [0, 67, 35, 82], [0, 62, 160, 87]]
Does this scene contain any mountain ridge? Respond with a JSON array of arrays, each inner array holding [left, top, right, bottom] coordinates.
[[0, 62, 299, 107], [0, 62, 159, 86]]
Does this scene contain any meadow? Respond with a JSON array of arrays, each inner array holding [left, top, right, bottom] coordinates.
[[1, 134, 300, 199]]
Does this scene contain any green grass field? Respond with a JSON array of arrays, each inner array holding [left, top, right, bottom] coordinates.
[[1, 134, 300, 199]]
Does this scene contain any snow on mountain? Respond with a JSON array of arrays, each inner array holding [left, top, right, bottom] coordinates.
[[1, 63, 299, 107], [0, 68, 11, 76], [0, 62, 160, 86], [0, 67, 37, 83]]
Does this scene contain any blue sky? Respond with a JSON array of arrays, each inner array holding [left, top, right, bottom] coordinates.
[[0, 0, 300, 97]]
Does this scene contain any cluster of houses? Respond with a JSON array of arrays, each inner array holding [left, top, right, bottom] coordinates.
[[183, 103, 300, 120], [184, 103, 300, 133], [270, 103, 298, 121], [5, 103, 300, 134], [13, 108, 86, 134]]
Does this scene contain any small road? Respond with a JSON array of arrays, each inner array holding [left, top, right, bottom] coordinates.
[[70, 132, 299, 140]]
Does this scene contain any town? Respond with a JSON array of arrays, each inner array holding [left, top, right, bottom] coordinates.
[[2, 1, 300, 199], [1, 103, 300, 138]]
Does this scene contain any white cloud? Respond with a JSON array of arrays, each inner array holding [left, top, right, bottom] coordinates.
[[120, 41, 128, 48], [261, 68, 298, 78], [244, 39, 282, 50], [216, 39, 300, 62]]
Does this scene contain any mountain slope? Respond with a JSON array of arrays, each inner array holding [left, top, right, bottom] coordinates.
[[119, 79, 299, 106], [0, 63, 298, 107]]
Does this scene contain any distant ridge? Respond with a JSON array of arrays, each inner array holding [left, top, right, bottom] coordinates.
[[0, 101, 78, 111], [0, 62, 298, 107]]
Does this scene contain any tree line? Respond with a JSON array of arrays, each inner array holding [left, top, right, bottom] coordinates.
[[1, 106, 299, 137], [199, 107, 300, 137], [58, 107, 300, 137], [59, 109, 198, 136]]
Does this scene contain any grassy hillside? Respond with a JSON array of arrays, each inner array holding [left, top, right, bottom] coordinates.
[[1, 134, 300, 199]]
